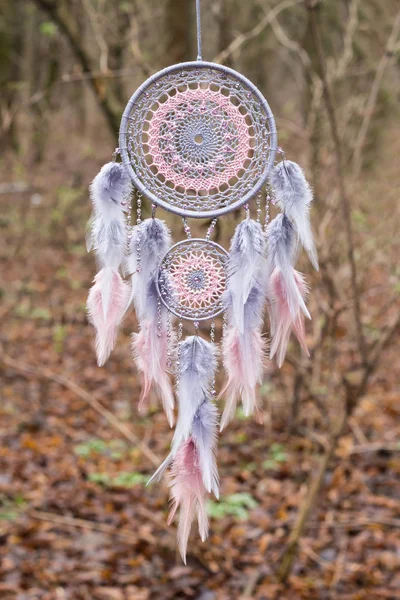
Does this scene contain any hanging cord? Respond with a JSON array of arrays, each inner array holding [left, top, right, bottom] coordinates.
[[205, 218, 218, 240], [135, 190, 142, 272], [182, 218, 192, 238], [196, 0, 203, 61]]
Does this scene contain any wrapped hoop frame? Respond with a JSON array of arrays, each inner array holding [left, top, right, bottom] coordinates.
[[119, 61, 278, 219], [156, 238, 229, 321]]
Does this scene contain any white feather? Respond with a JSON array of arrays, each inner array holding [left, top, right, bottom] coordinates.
[[90, 162, 131, 223], [148, 337, 216, 486], [87, 163, 130, 271], [191, 400, 219, 497], [227, 219, 266, 333], [266, 214, 310, 320], [125, 218, 171, 321], [271, 160, 318, 270]]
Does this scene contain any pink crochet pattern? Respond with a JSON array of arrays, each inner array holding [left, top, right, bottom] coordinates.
[[170, 250, 225, 310], [123, 64, 275, 215], [157, 239, 228, 321], [147, 87, 251, 192]]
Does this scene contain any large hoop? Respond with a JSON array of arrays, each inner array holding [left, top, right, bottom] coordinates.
[[119, 61, 277, 219]]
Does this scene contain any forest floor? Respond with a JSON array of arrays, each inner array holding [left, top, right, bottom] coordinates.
[[0, 137, 399, 600]]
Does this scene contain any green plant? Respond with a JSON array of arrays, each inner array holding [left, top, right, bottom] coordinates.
[[88, 471, 149, 488], [0, 495, 26, 521], [74, 438, 128, 460], [52, 324, 68, 353], [207, 493, 258, 520], [262, 443, 288, 470]]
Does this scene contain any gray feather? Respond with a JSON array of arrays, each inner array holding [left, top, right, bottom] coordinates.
[[266, 214, 296, 274], [266, 214, 310, 319], [221, 221, 268, 427], [91, 218, 126, 270], [224, 279, 265, 334], [148, 336, 216, 486], [226, 219, 266, 333], [87, 162, 130, 270], [192, 400, 219, 497], [220, 284, 267, 429], [271, 160, 318, 270], [90, 162, 131, 222], [174, 336, 216, 446], [125, 218, 171, 321]]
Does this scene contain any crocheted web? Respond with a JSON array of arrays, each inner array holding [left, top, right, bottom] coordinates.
[[147, 88, 250, 191], [124, 65, 274, 214], [157, 240, 228, 320]]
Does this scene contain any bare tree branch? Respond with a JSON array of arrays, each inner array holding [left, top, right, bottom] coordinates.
[[352, 10, 400, 176], [259, 0, 311, 69], [213, 0, 303, 64], [0, 344, 160, 467], [32, 0, 121, 134], [276, 315, 400, 583], [305, 0, 367, 366]]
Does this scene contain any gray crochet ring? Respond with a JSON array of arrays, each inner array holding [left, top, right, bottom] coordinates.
[[156, 238, 229, 321], [119, 61, 277, 219]]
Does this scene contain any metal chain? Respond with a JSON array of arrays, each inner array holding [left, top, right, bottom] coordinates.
[[126, 188, 133, 246], [175, 320, 183, 386], [156, 297, 162, 338], [277, 145, 286, 160], [256, 191, 262, 223], [210, 319, 215, 344], [166, 311, 173, 369], [264, 189, 271, 232], [210, 318, 216, 397], [182, 218, 192, 239], [222, 310, 228, 338], [206, 218, 218, 240], [136, 190, 142, 272]]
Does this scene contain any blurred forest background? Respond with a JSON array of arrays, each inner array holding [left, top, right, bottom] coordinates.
[[1, 0, 400, 599]]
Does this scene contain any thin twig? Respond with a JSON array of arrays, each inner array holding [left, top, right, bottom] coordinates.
[[213, 0, 303, 64], [271, 3, 400, 583], [275, 313, 400, 583], [352, 11, 400, 177], [330, 535, 348, 589], [242, 567, 267, 598], [306, 0, 367, 367], [264, 3, 311, 69], [0, 345, 160, 467], [29, 509, 140, 544], [60, 67, 137, 83], [333, 517, 400, 529], [276, 414, 345, 581], [335, 0, 360, 79], [307, 0, 360, 143], [32, 0, 121, 133], [350, 442, 399, 454]]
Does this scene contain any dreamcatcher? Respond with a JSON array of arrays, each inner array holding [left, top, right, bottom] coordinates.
[[86, 0, 318, 562]]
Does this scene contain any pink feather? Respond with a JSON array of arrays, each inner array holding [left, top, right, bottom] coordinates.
[[268, 267, 310, 368], [168, 438, 208, 564], [131, 321, 175, 427], [219, 327, 265, 431], [87, 268, 129, 366]]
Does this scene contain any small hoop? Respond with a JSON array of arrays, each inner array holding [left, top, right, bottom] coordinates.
[[156, 238, 228, 321]]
